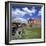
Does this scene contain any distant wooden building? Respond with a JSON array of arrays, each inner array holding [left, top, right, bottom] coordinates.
[[33, 19, 41, 25], [28, 18, 41, 27]]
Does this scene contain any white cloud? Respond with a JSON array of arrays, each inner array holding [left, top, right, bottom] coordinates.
[[27, 18, 30, 20], [22, 7, 36, 16], [32, 17, 34, 19], [38, 6, 44, 16], [22, 7, 32, 13], [38, 10, 41, 16], [30, 14, 33, 16], [12, 7, 36, 19], [12, 8, 26, 18], [12, 18, 28, 24], [22, 7, 36, 14], [31, 7, 36, 13], [38, 6, 43, 16]]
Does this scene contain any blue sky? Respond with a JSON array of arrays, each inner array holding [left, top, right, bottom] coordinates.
[[11, 4, 43, 20]]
